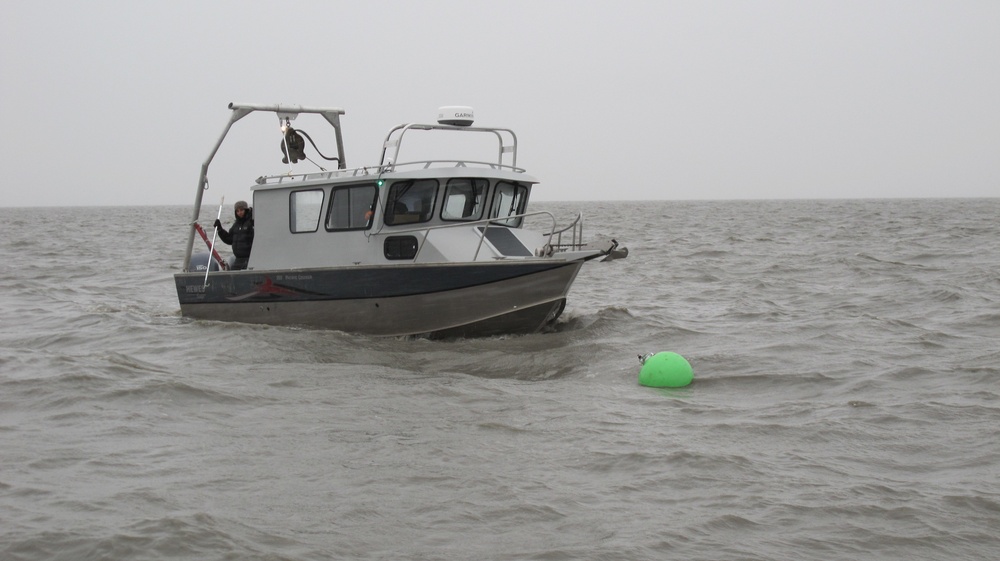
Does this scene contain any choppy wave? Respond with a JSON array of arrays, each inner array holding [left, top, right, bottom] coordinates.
[[1, 199, 998, 560]]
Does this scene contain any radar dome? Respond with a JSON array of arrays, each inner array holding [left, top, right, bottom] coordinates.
[[437, 106, 475, 126]]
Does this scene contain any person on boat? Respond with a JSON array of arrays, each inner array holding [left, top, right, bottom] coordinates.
[[214, 200, 254, 270]]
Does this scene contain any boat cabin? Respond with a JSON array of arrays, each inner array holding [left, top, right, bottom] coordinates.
[[247, 166, 546, 270], [234, 107, 565, 271]]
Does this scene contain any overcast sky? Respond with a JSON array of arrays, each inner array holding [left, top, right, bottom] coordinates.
[[1, 0, 997, 206]]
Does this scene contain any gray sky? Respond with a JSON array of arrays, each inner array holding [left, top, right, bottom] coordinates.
[[1, 0, 997, 206]]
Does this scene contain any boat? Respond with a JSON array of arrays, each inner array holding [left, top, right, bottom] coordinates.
[[175, 103, 627, 338]]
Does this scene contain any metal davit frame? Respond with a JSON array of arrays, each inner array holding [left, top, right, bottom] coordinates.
[[180, 103, 347, 272]]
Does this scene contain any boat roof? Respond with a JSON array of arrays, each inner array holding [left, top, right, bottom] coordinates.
[[251, 163, 538, 192]]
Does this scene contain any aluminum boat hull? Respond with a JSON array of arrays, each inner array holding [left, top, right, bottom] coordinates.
[[175, 260, 583, 337]]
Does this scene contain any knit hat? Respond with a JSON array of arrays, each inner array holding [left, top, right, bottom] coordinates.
[[235, 200, 248, 211]]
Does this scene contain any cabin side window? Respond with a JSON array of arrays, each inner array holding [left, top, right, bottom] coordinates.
[[326, 183, 377, 231], [441, 178, 487, 221], [385, 179, 439, 226], [489, 181, 529, 227], [289, 189, 325, 233], [384, 236, 418, 260]]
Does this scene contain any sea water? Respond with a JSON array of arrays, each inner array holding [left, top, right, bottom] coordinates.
[[1, 199, 998, 560]]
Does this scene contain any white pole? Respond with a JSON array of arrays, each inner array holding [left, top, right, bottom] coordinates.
[[204, 196, 225, 286]]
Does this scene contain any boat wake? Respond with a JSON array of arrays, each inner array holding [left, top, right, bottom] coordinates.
[[548, 306, 636, 334]]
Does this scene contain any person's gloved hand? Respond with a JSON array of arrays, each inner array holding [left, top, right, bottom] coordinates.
[[214, 219, 222, 230]]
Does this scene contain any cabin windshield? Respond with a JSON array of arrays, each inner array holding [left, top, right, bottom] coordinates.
[[490, 181, 529, 227], [441, 178, 488, 221], [385, 179, 439, 225]]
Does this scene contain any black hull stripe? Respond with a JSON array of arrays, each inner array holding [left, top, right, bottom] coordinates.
[[176, 261, 573, 305]]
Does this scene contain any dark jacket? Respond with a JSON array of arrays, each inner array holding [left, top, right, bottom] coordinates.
[[216, 208, 254, 259]]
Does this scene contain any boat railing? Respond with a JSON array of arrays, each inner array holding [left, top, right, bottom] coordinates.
[[549, 212, 585, 251], [384, 159, 526, 173], [256, 166, 387, 185], [377, 210, 570, 262], [380, 123, 518, 170], [255, 158, 527, 186]]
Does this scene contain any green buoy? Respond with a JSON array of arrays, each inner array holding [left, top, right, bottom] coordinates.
[[638, 352, 693, 388]]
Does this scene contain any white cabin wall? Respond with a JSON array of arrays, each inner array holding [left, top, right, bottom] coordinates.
[[248, 186, 384, 269]]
